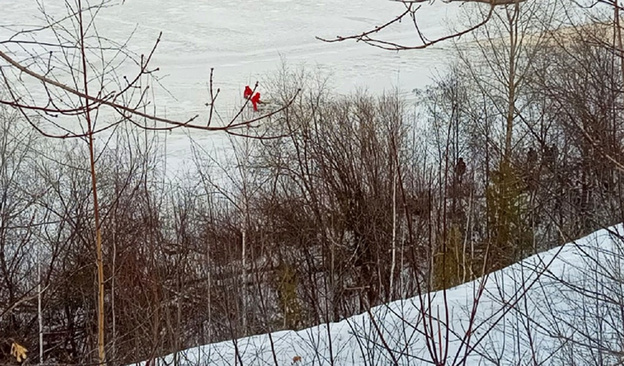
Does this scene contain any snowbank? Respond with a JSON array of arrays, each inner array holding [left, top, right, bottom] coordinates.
[[138, 225, 624, 365]]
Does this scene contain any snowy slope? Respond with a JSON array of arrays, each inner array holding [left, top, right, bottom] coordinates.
[[138, 225, 624, 365]]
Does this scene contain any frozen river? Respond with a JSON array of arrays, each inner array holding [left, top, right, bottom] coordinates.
[[1, 0, 459, 161]]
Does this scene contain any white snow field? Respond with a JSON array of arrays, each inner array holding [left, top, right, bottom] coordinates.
[[0, 0, 461, 163], [136, 225, 624, 366]]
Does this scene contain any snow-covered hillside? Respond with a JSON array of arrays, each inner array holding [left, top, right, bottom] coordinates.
[[139, 225, 624, 365]]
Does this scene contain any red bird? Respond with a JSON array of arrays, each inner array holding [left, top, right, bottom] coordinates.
[[250, 92, 261, 111], [243, 85, 253, 99]]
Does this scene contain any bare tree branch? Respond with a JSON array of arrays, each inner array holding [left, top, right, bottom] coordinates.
[[317, 0, 526, 51]]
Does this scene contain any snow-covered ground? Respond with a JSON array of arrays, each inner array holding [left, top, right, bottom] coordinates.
[[1, 0, 460, 164], [136, 225, 624, 365]]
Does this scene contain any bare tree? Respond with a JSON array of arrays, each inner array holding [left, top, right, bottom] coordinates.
[[0, 1, 297, 363]]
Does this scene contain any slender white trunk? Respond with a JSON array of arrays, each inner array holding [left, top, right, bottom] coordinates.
[[400, 237, 405, 297], [462, 186, 473, 283], [206, 226, 212, 342], [616, 0, 624, 83], [241, 228, 247, 332], [239, 131, 250, 334], [111, 231, 116, 361], [37, 243, 43, 364], [389, 165, 397, 299]]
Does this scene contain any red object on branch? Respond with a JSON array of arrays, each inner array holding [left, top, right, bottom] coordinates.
[[251, 92, 261, 111], [244, 85, 253, 99]]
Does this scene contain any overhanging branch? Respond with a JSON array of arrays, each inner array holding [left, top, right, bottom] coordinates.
[[317, 0, 525, 50]]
